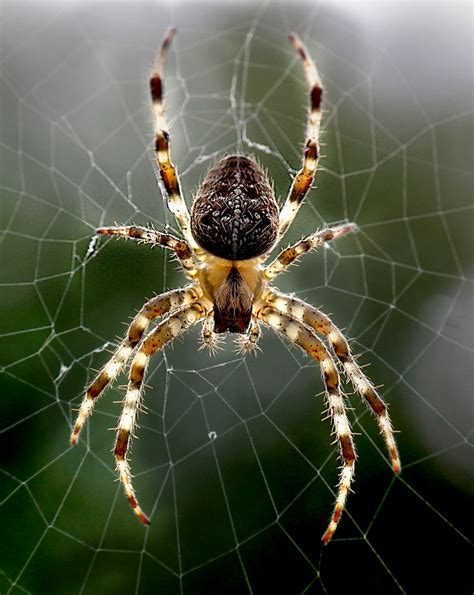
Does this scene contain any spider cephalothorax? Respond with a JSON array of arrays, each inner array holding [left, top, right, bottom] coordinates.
[[70, 29, 401, 544]]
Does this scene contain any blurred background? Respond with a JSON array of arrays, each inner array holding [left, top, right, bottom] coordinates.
[[1, 1, 472, 593]]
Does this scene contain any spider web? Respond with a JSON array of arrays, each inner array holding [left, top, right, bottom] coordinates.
[[1, 1, 473, 593]]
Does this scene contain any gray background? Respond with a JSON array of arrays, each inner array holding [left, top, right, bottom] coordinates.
[[1, 1, 472, 593]]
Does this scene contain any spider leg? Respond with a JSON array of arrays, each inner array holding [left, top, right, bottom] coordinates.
[[264, 223, 357, 281], [264, 289, 401, 474], [235, 316, 262, 355], [151, 29, 201, 254], [96, 225, 198, 278], [256, 303, 356, 544], [278, 34, 323, 241], [114, 300, 210, 524], [70, 285, 202, 445]]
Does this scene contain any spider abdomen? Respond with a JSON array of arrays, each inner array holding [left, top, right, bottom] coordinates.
[[191, 155, 279, 260]]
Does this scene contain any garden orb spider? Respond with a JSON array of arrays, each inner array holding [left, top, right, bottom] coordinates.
[[70, 29, 401, 544]]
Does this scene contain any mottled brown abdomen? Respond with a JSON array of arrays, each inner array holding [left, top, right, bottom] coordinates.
[[191, 155, 279, 260]]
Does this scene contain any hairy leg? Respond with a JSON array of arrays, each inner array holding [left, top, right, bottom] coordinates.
[[264, 289, 401, 474], [256, 303, 356, 544], [264, 223, 357, 281], [70, 285, 201, 445], [150, 29, 201, 253], [278, 34, 323, 241], [97, 225, 198, 277], [114, 300, 210, 524]]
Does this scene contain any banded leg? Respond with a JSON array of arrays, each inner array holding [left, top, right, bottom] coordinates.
[[264, 289, 401, 474], [70, 285, 201, 445], [264, 223, 357, 281], [199, 313, 223, 355], [279, 34, 323, 241], [151, 29, 200, 253], [97, 225, 198, 277], [235, 316, 261, 354], [115, 300, 210, 524], [256, 304, 356, 544]]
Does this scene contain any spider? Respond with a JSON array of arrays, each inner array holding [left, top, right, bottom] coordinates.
[[70, 29, 401, 544]]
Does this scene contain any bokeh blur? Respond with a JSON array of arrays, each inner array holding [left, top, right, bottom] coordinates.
[[1, 2, 472, 594]]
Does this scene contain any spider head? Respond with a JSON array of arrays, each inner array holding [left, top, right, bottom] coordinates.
[[191, 155, 279, 260]]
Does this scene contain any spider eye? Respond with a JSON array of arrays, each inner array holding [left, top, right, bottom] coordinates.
[[191, 155, 279, 260], [199, 213, 213, 228]]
